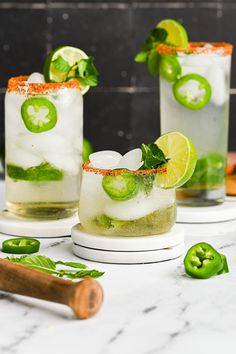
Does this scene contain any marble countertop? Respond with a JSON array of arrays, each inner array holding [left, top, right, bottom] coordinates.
[[0, 183, 236, 354]]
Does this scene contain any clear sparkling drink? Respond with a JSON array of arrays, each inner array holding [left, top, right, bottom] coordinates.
[[5, 76, 83, 218], [79, 162, 176, 236], [159, 42, 233, 205]]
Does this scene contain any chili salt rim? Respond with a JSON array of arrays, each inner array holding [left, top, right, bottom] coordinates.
[[157, 42, 233, 56], [82, 160, 167, 176], [7, 75, 81, 95]]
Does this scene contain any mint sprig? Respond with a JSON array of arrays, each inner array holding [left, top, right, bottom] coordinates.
[[140, 143, 168, 170], [6, 255, 104, 279], [77, 57, 99, 87], [134, 27, 168, 77]]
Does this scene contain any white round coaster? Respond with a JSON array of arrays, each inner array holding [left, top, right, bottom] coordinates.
[[0, 210, 78, 238], [177, 197, 236, 224], [71, 224, 184, 251], [72, 242, 185, 264]]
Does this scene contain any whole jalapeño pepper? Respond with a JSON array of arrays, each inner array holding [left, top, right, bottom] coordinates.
[[184, 242, 223, 279]]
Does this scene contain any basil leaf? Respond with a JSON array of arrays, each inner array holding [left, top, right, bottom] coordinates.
[[77, 57, 99, 87], [141, 143, 168, 170], [52, 55, 71, 73]]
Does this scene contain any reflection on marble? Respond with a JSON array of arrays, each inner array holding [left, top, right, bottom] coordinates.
[[0, 179, 236, 353]]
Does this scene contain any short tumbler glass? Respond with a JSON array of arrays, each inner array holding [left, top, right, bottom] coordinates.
[[5, 76, 83, 219], [79, 162, 176, 236], [159, 42, 233, 206]]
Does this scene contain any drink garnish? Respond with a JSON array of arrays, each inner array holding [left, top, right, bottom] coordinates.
[[43, 46, 99, 94], [21, 97, 57, 133], [172, 74, 212, 110], [5, 255, 104, 279]]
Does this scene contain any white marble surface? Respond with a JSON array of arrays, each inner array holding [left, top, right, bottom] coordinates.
[[0, 182, 236, 354]]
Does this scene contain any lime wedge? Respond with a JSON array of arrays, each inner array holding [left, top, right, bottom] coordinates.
[[43, 46, 90, 94], [156, 19, 188, 48], [155, 131, 197, 189]]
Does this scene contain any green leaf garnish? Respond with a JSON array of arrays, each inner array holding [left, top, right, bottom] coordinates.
[[77, 56, 99, 87], [52, 55, 71, 73], [140, 143, 168, 170], [6, 255, 104, 279], [134, 27, 168, 77]]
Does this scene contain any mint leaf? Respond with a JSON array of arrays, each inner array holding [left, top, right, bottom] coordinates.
[[55, 261, 87, 269], [137, 173, 155, 195], [134, 27, 168, 76], [148, 28, 168, 43], [52, 55, 71, 73], [7, 163, 64, 182], [64, 270, 105, 279], [77, 57, 99, 87], [134, 51, 148, 63], [147, 49, 160, 77], [140, 143, 168, 170], [6, 255, 104, 279], [7, 255, 58, 275]]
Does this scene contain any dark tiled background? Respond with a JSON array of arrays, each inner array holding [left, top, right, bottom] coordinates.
[[0, 0, 236, 154]]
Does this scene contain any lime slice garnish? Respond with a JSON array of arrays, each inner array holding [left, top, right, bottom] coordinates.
[[156, 19, 188, 48], [155, 131, 197, 189], [43, 46, 90, 94]]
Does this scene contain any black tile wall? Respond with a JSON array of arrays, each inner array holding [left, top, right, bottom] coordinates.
[[1, 0, 236, 153]]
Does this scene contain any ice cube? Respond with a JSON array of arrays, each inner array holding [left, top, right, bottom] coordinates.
[[116, 148, 143, 170], [207, 64, 227, 106], [89, 151, 122, 169], [27, 72, 45, 84], [104, 191, 157, 221], [18, 132, 73, 156], [45, 153, 79, 175], [7, 147, 44, 169]]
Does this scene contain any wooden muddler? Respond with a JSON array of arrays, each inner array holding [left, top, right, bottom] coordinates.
[[0, 258, 103, 319]]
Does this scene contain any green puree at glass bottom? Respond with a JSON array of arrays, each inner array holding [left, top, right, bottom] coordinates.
[[93, 204, 176, 237], [7, 163, 64, 182], [182, 152, 226, 189]]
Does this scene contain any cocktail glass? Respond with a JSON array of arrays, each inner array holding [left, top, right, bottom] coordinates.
[[159, 42, 233, 206], [5, 75, 83, 218], [79, 161, 176, 236]]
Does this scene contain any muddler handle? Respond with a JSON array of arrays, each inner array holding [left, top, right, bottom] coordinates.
[[0, 258, 103, 319]]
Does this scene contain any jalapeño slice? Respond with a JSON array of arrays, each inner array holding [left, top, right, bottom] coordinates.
[[102, 171, 139, 201], [173, 74, 212, 110], [2, 238, 40, 254], [184, 242, 223, 279], [160, 56, 181, 82], [21, 97, 57, 133]]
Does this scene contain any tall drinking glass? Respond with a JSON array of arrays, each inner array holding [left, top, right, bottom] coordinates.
[[5, 76, 83, 218], [159, 42, 233, 205]]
